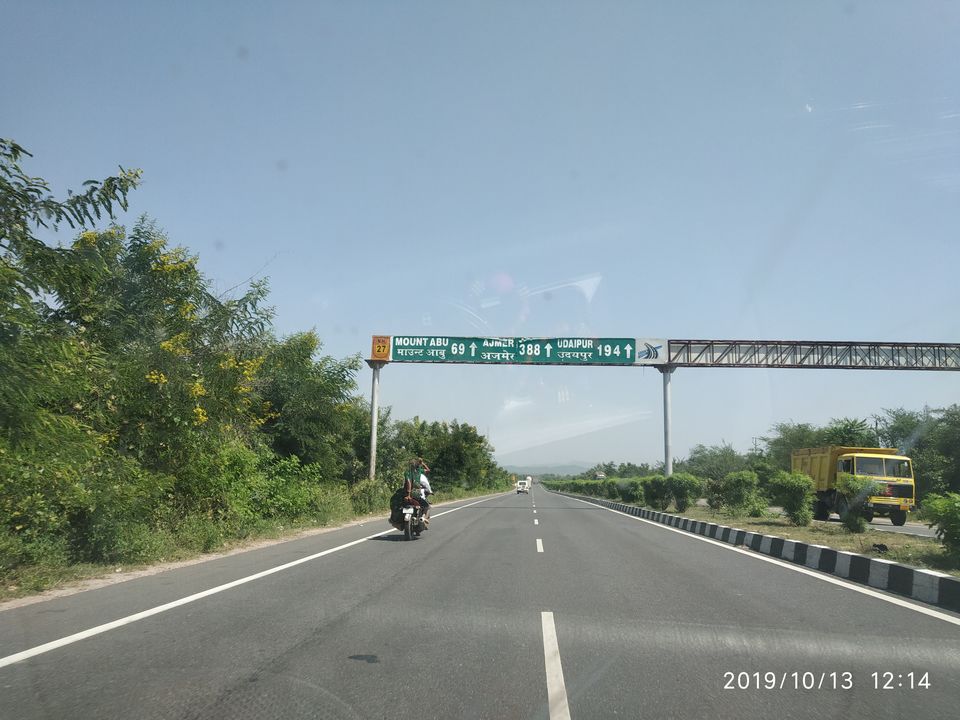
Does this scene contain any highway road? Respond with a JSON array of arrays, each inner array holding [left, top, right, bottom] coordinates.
[[866, 520, 938, 538], [817, 516, 937, 538], [3, 487, 959, 719]]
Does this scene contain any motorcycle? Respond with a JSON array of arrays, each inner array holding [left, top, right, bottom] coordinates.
[[391, 497, 426, 540]]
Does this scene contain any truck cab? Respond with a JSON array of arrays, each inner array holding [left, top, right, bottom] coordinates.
[[836, 451, 915, 524], [792, 446, 915, 526]]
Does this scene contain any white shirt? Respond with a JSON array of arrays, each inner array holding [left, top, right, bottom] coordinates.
[[419, 473, 432, 498]]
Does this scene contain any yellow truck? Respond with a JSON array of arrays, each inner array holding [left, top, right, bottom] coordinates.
[[791, 446, 915, 526]]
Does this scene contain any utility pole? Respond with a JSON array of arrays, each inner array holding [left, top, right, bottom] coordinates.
[[366, 360, 386, 480], [659, 366, 674, 476]]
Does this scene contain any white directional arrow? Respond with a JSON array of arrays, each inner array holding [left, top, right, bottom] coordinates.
[[625, 344, 633, 358], [545, 343, 553, 358], [469, 342, 477, 357]]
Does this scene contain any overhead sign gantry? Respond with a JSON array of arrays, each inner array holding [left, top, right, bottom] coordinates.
[[667, 339, 960, 371], [365, 336, 960, 480], [371, 335, 666, 366]]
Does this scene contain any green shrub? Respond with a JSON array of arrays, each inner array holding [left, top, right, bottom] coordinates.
[[617, 479, 645, 503], [705, 477, 725, 510], [923, 493, 960, 555], [258, 456, 322, 519], [704, 471, 770, 518], [542, 479, 616, 500], [99, 523, 173, 563], [176, 438, 262, 520], [720, 471, 760, 509], [788, 503, 813, 526], [0, 439, 175, 565], [0, 532, 70, 574], [666, 473, 703, 512], [311, 482, 354, 525], [835, 473, 881, 509], [72, 455, 173, 562], [842, 513, 867, 532], [601, 479, 620, 499], [768, 470, 816, 526], [642, 475, 670, 511], [747, 497, 769, 518], [0, 532, 28, 574], [350, 477, 393, 515], [835, 472, 881, 533], [176, 514, 224, 553]]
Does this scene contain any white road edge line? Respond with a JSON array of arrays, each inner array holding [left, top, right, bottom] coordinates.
[[0, 494, 503, 669], [541, 611, 572, 720], [537, 538, 544, 553], [560, 493, 960, 627]]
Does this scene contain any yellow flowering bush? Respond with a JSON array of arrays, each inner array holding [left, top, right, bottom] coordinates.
[[150, 248, 196, 274], [159, 332, 190, 356], [240, 357, 264, 380], [74, 230, 99, 249]]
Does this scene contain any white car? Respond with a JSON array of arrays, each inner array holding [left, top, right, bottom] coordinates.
[[516, 480, 530, 494]]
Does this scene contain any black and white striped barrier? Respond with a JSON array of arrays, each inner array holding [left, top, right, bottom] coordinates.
[[546, 489, 960, 613]]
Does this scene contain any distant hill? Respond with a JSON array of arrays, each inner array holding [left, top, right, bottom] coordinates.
[[500, 462, 592, 477]]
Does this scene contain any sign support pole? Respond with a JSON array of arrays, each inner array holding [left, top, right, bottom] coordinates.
[[660, 366, 674, 476], [366, 360, 386, 481]]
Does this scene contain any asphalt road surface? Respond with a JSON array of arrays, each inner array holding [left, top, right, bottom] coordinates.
[[866, 520, 938, 538], [3, 488, 959, 719], [818, 516, 937, 538]]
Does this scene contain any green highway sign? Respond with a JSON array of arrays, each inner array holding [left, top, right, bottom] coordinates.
[[381, 336, 666, 366]]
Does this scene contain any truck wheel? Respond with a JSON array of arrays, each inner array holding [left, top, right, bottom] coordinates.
[[813, 501, 829, 521], [836, 496, 850, 520], [890, 510, 907, 526], [863, 511, 874, 523]]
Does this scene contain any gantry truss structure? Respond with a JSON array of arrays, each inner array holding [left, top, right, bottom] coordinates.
[[666, 340, 960, 371]]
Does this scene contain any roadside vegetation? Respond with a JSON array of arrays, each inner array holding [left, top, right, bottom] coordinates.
[[541, 476, 960, 577], [0, 142, 510, 599], [542, 412, 960, 576]]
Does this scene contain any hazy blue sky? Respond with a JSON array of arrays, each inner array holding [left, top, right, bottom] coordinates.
[[4, 1, 959, 468]]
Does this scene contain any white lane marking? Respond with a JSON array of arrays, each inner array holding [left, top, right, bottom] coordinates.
[[541, 612, 572, 720], [534, 510, 537, 514], [535, 519, 539, 526], [537, 538, 544, 553], [0, 494, 504, 669], [558, 493, 960, 627], [431, 494, 505, 519]]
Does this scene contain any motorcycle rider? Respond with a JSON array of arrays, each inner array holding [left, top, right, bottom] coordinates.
[[417, 461, 433, 524], [391, 457, 429, 527]]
